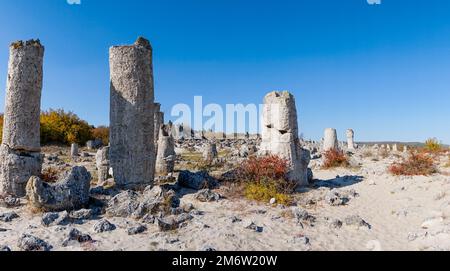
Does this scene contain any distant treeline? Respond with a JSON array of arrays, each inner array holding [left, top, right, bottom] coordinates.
[[0, 109, 109, 146]]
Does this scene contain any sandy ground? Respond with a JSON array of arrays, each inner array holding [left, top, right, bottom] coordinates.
[[1, 149, 450, 251]]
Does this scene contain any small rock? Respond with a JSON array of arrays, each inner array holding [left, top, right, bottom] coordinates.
[[1, 196, 21, 208], [329, 219, 343, 229], [230, 216, 242, 223], [127, 224, 147, 235], [62, 228, 92, 247], [93, 219, 116, 233], [0, 246, 11, 251], [269, 198, 276, 205], [141, 214, 156, 224], [18, 234, 53, 251], [292, 207, 316, 225], [344, 215, 371, 229], [200, 245, 217, 251], [41, 211, 69, 227], [0, 212, 19, 222], [177, 170, 219, 190], [194, 189, 221, 202], [69, 209, 94, 220], [325, 190, 349, 206], [243, 220, 263, 233]]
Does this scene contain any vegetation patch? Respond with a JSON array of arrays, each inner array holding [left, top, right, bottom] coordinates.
[[322, 149, 350, 169], [389, 151, 437, 176]]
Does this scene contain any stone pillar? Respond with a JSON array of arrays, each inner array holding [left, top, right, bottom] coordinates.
[[155, 125, 176, 176], [387, 144, 391, 151], [346, 129, 355, 150], [403, 145, 408, 153], [109, 37, 155, 188], [0, 40, 44, 197], [393, 144, 398, 152], [154, 103, 164, 147], [71, 143, 79, 157], [96, 146, 110, 184], [203, 141, 218, 162], [259, 91, 310, 186], [323, 128, 339, 151]]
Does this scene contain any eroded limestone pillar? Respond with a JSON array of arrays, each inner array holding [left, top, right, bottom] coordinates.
[[259, 91, 310, 186], [155, 125, 176, 176], [323, 128, 339, 151], [154, 103, 164, 148], [346, 129, 355, 150], [0, 40, 44, 197], [109, 37, 155, 188], [96, 146, 110, 184], [203, 141, 218, 162]]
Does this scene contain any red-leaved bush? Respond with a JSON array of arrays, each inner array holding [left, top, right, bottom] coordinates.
[[389, 151, 437, 176], [239, 155, 289, 183], [322, 149, 350, 169]]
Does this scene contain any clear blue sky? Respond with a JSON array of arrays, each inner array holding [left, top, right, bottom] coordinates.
[[0, 0, 449, 143]]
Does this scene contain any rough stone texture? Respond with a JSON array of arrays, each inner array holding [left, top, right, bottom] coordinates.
[[203, 141, 218, 162], [0, 40, 44, 197], [96, 146, 110, 183], [105, 186, 180, 219], [18, 234, 52, 251], [194, 189, 221, 202], [41, 211, 69, 227], [154, 103, 164, 148], [70, 143, 79, 157], [259, 91, 310, 186], [109, 37, 155, 188], [93, 219, 116, 233], [155, 125, 176, 176], [177, 171, 219, 190], [62, 228, 92, 247], [2, 40, 44, 152], [26, 166, 91, 212], [323, 128, 339, 151], [0, 145, 42, 197], [346, 129, 355, 150]]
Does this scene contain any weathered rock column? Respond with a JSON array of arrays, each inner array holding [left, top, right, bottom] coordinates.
[[393, 144, 398, 152], [323, 128, 339, 151], [71, 143, 79, 157], [346, 129, 355, 150], [259, 91, 310, 186], [96, 146, 110, 184], [154, 103, 164, 148], [0, 40, 44, 197], [203, 141, 218, 162], [109, 37, 155, 188], [155, 125, 176, 176]]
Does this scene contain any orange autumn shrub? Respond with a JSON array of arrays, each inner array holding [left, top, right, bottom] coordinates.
[[389, 151, 437, 176], [322, 149, 350, 169]]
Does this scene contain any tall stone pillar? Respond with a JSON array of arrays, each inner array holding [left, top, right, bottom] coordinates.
[[346, 129, 355, 150], [154, 103, 164, 147], [109, 37, 155, 188], [323, 128, 339, 151], [155, 125, 176, 176], [0, 40, 44, 197], [259, 91, 310, 186]]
